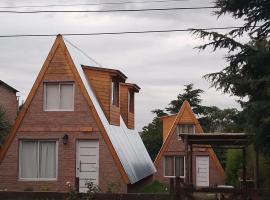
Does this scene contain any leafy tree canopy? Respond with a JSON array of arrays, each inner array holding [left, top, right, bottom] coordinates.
[[141, 84, 244, 160], [192, 0, 270, 154]]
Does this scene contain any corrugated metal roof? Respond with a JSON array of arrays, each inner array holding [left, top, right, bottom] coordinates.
[[64, 39, 156, 184]]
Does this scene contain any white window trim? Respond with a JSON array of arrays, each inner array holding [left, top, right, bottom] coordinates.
[[43, 82, 75, 111], [163, 155, 185, 178], [19, 140, 58, 181]]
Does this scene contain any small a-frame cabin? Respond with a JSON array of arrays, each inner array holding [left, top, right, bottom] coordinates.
[[0, 35, 155, 193], [154, 101, 225, 187]]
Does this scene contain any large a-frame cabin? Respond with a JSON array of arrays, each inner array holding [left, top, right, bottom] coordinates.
[[154, 101, 226, 187], [0, 35, 155, 193]]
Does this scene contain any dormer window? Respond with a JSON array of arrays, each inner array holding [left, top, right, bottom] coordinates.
[[111, 80, 119, 107], [128, 90, 134, 113], [44, 82, 74, 111], [176, 124, 195, 140]]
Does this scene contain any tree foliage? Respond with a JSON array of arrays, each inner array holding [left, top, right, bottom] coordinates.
[[215, 0, 270, 38], [141, 84, 243, 160], [192, 0, 270, 154], [0, 106, 11, 145], [166, 84, 206, 115]]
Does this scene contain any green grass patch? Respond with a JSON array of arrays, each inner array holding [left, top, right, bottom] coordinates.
[[193, 192, 216, 200], [137, 181, 169, 194]]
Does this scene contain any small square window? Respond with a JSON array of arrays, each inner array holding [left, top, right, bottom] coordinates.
[[164, 155, 185, 178], [176, 124, 195, 140], [19, 140, 58, 180], [44, 82, 74, 111]]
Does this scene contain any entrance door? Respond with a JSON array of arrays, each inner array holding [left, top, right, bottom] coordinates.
[[76, 140, 99, 193], [196, 156, 209, 187]]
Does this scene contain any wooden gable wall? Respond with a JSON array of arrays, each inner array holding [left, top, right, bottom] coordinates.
[[83, 68, 121, 126]]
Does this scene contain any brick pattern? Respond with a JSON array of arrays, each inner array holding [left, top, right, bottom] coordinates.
[[155, 128, 226, 186], [0, 45, 127, 193], [155, 107, 225, 186], [0, 85, 18, 125]]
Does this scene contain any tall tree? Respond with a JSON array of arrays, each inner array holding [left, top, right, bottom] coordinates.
[[193, 0, 270, 154], [166, 83, 205, 115], [141, 84, 243, 160]]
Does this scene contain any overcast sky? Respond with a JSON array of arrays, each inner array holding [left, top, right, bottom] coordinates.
[[0, 0, 244, 130]]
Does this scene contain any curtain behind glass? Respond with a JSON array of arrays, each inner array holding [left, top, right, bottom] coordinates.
[[175, 156, 184, 177], [46, 84, 59, 110], [164, 156, 174, 176], [20, 141, 38, 178], [60, 84, 73, 110], [39, 141, 56, 178]]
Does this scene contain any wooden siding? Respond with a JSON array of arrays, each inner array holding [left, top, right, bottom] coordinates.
[[83, 68, 120, 125], [161, 115, 176, 142], [120, 84, 135, 129], [83, 69, 111, 117]]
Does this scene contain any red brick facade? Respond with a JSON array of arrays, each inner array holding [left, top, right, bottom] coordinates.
[[0, 45, 127, 193], [154, 128, 226, 186], [0, 83, 18, 125], [154, 102, 226, 187]]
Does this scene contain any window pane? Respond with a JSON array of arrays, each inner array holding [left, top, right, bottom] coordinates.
[[164, 156, 174, 176], [112, 81, 119, 106], [188, 125, 195, 134], [20, 141, 38, 178], [39, 141, 56, 178], [46, 84, 59, 110], [179, 125, 195, 134], [128, 91, 134, 113], [60, 84, 74, 110], [175, 156, 184, 177]]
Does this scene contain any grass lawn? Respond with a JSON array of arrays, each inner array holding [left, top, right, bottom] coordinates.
[[137, 181, 169, 194], [193, 192, 217, 200]]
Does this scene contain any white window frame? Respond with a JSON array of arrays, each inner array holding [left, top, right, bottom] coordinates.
[[19, 140, 58, 181], [43, 82, 75, 111], [163, 155, 185, 178], [177, 124, 196, 140]]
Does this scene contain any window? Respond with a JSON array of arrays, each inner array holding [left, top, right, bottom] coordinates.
[[128, 90, 134, 113], [44, 82, 74, 111], [111, 81, 119, 106], [176, 124, 195, 140], [164, 156, 185, 177], [19, 140, 58, 180]]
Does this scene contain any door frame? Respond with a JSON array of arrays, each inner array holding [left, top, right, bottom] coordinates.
[[75, 139, 99, 189], [195, 155, 210, 187]]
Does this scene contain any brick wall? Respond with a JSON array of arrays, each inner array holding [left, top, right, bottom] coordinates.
[[0, 45, 127, 193], [0, 85, 17, 125]]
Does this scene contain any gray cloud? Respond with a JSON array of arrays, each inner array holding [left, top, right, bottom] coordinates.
[[0, 0, 242, 130]]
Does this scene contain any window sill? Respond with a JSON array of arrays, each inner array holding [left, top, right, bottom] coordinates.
[[164, 176, 185, 178], [19, 178, 57, 181], [44, 109, 74, 112]]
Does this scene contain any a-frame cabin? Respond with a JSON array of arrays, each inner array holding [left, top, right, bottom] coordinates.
[[154, 101, 226, 187], [0, 35, 155, 193]]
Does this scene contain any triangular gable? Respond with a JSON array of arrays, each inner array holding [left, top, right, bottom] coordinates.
[[0, 35, 130, 184], [154, 100, 225, 177]]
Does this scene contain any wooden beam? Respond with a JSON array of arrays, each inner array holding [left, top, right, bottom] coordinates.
[[190, 144, 193, 185]]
